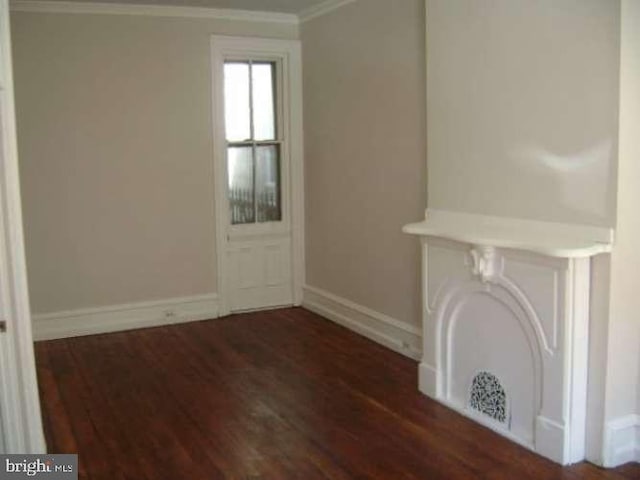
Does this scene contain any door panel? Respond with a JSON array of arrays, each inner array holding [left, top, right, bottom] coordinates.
[[227, 237, 292, 312], [265, 244, 285, 286]]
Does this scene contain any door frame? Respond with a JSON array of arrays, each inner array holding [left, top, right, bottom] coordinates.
[[0, 0, 46, 453], [210, 36, 305, 316]]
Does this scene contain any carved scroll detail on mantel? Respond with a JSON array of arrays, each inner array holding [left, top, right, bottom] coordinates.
[[470, 245, 499, 283]]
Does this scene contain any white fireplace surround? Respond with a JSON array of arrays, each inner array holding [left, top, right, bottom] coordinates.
[[404, 209, 614, 465]]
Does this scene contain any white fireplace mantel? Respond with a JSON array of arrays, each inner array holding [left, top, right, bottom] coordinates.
[[404, 209, 614, 465], [403, 209, 614, 258]]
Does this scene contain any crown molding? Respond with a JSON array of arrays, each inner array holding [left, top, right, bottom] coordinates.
[[298, 0, 356, 23], [9, 0, 299, 24]]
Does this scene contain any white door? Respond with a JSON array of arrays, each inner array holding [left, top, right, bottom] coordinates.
[[0, 0, 46, 453], [211, 37, 304, 315]]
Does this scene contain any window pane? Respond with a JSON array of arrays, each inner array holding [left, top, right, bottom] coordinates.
[[252, 63, 276, 141], [228, 146, 254, 224], [224, 63, 251, 142], [256, 145, 281, 222]]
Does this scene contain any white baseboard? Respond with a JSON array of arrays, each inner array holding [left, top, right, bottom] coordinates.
[[302, 284, 422, 360], [603, 414, 640, 467], [418, 361, 437, 396], [535, 415, 567, 465], [32, 294, 219, 341]]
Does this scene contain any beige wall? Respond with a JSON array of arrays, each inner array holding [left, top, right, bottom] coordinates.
[[302, 0, 426, 328], [426, 0, 620, 227], [12, 12, 297, 314], [604, 0, 640, 423]]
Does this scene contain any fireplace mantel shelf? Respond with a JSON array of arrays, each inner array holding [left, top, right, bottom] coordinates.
[[403, 210, 614, 258]]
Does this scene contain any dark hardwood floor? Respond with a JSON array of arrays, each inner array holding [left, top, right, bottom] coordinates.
[[35, 307, 640, 479]]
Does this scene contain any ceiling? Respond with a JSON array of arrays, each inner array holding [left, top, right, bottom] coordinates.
[[32, 0, 331, 14]]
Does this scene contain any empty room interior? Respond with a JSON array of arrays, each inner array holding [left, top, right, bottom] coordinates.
[[0, 0, 639, 478]]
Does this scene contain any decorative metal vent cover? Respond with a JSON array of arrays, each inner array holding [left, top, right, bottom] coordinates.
[[469, 371, 507, 423]]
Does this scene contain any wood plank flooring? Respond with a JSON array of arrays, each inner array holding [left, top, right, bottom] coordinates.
[[35, 307, 640, 479]]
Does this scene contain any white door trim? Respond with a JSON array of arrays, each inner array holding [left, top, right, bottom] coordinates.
[[210, 36, 305, 316], [0, 0, 46, 453]]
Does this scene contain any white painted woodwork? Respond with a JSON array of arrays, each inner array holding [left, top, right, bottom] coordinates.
[[10, 0, 299, 23], [302, 284, 422, 360], [226, 237, 293, 312], [10, 0, 357, 23], [603, 414, 640, 467], [211, 36, 304, 315], [298, 0, 356, 22], [405, 210, 612, 465], [0, 0, 45, 453], [32, 293, 219, 341], [403, 209, 614, 258]]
